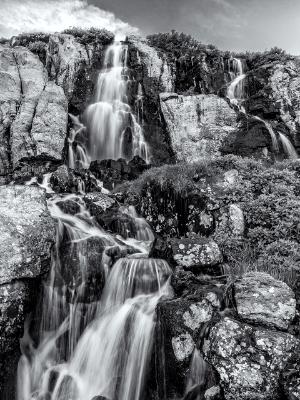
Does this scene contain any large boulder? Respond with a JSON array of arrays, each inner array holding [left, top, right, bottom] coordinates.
[[234, 272, 296, 330], [205, 317, 300, 400], [170, 237, 223, 271], [159, 93, 238, 162], [0, 185, 56, 284]]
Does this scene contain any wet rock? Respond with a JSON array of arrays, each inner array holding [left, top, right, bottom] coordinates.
[[50, 165, 100, 193], [205, 317, 300, 400], [160, 93, 237, 162], [234, 272, 296, 330], [0, 279, 40, 396], [83, 192, 116, 219], [58, 235, 107, 303], [0, 185, 55, 284], [170, 237, 223, 271], [56, 198, 81, 215], [155, 297, 216, 399], [89, 156, 149, 190]]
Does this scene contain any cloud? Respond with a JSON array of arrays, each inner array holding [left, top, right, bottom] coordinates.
[[0, 0, 138, 39]]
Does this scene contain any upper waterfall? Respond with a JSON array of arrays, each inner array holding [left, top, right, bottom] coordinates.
[[69, 41, 149, 169], [227, 58, 246, 112]]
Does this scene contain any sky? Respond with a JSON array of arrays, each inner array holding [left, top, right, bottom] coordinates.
[[0, 0, 300, 54]]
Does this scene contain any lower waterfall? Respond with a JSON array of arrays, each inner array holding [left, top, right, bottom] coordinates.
[[17, 195, 172, 400]]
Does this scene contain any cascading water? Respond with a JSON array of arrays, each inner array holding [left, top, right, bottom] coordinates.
[[252, 115, 279, 152], [69, 42, 149, 170], [278, 132, 298, 160], [227, 57, 246, 112], [17, 191, 172, 400]]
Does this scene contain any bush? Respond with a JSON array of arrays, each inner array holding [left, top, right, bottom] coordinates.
[[62, 27, 114, 45]]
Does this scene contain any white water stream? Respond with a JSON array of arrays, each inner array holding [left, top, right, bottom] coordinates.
[[227, 57, 298, 159]]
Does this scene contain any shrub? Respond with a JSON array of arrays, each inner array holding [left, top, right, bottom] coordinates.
[[62, 27, 114, 45]]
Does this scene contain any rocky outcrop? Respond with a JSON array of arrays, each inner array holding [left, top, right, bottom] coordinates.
[[160, 93, 238, 162], [0, 45, 68, 182], [0, 185, 55, 284], [234, 272, 296, 330], [205, 317, 299, 400]]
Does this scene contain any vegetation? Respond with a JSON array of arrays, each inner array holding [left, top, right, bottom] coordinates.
[[122, 155, 300, 287], [62, 27, 114, 45], [147, 31, 227, 94], [235, 47, 295, 69]]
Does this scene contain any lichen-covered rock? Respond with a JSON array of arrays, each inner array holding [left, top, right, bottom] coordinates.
[[234, 272, 296, 330], [205, 317, 300, 400], [160, 93, 237, 162], [0, 185, 55, 284], [228, 204, 244, 236], [171, 237, 222, 270]]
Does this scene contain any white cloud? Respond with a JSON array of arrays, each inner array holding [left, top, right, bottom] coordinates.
[[0, 0, 138, 39]]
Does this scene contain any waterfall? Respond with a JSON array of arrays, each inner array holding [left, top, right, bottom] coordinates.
[[227, 58, 246, 112], [17, 193, 171, 400], [279, 132, 298, 159], [68, 41, 148, 169]]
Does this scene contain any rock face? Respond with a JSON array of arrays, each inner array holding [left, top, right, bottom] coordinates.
[[205, 317, 299, 400], [234, 272, 296, 330], [0, 185, 55, 284], [160, 93, 237, 162], [171, 237, 222, 270], [0, 44, 68, 181]]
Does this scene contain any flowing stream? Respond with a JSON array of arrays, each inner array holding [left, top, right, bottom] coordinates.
[[17, 41, 171, 400], [17, 193, 172, 400], [69, 41, 149, 169]]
